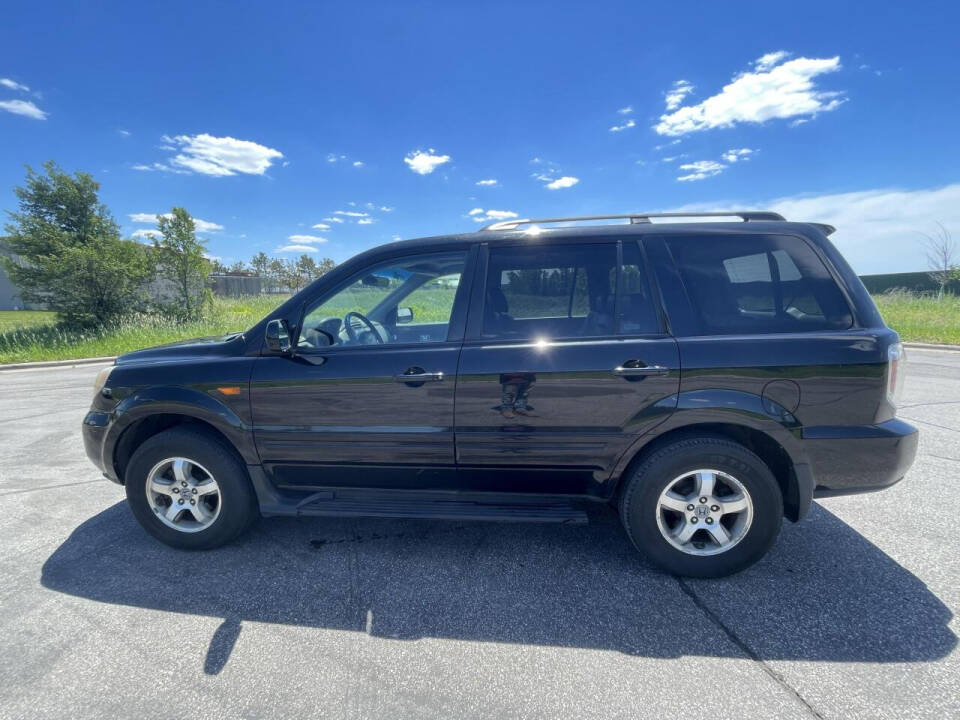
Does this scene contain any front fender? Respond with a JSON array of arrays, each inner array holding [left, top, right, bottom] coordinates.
[[105, 385, 259, 473]]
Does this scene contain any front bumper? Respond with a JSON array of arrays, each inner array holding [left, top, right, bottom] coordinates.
[[803, 418, 919, 498], [82, 411, 120, 484]]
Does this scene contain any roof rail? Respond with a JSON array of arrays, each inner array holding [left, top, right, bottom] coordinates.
[[480, 211, 786, 231]]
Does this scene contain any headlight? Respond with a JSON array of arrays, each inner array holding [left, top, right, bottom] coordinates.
[[93, 365, 114, 396]]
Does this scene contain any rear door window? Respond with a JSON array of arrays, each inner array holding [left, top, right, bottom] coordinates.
[[481, 242, 660, 340], [666, 234, 853, 335]]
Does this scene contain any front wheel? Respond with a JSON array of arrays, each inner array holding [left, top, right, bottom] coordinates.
[[619, 436, 783, 578], [125, 427, 258, 550]]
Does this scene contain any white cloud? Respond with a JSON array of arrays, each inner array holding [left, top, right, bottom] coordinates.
[[664, 80, 694, 111], [352, 160, 364, 167], [609, 118, 636, 132], [378, 205, 394, 212], [617, 105, 633, 115], [0, 78, 30, 92], [193, 219, 224, 233], [676, 160, 727, 182], [155, 134, 283, 176], [327, 153, 346, 163], [654, 139, 682, 151], [476, 179, 498, 186], [323, 216, 344, 223], [132, 162, 188, 173], [357, 218, 374, 225], [131, 229, 162, 240], [545, 176, 579, 190], [655, 54, 845, 136], [334, 210, 369, 217], [312, 222, 331, 230], [118, 129, 131, 137], [665, 184, 960, 274], [468, 208, 519, 223], [721, 148, 756, 163], [755, 51, 791, 71], [275, 244, 318, 253], [767, 185, 960, 274], [661, 154, 688, 163], [404, 149, 451, 175], [287, 234, 327, 244], [0, 99, 47, 120], [129, 213, 223, 233]]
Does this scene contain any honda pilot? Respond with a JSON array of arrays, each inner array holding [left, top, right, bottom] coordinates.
[[82, 212, 918, 577]]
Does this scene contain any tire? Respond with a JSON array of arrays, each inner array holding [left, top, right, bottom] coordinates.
[[618, 436, 783, 578], [124, 426, 258, 550]]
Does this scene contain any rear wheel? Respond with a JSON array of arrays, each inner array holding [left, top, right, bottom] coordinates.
[[619, 436, 783, 578], [125, 427, 258, 550]]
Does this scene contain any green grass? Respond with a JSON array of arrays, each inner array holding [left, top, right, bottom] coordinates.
[[1, 290, 958, 364], [0, 295, 287, 364], [873, 291, 960, 345], [0, 310, 57, 333]]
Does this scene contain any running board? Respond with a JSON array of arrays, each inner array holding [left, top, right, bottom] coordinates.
[[262, 489, 588, 524]]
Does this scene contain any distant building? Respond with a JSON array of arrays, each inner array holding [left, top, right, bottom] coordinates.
[[0, 246, 40, 310]]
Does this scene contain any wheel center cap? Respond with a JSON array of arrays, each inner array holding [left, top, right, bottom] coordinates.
[[694, 504, 710, 519]]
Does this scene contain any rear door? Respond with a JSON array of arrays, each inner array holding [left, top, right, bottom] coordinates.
[[453, 237, 680, 495]]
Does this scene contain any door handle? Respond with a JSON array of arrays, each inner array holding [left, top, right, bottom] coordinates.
[[394, 369, 445, 383], [612, 363, 670, 377]]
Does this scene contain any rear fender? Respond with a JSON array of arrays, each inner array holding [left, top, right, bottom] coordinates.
[[610, 389, 813, 519]]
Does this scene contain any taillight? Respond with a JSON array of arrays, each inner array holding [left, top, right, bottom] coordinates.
[[886, 342, 906, 410]]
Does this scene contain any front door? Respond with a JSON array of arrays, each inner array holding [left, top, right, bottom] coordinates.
[[251, 248, 472, 491], [454, 238, 679, 496]]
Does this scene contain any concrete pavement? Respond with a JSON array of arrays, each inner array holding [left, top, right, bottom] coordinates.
[[0, 351, 957, 719]]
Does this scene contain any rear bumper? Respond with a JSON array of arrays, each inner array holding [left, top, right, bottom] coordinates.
[[803, 418, 918, 498]]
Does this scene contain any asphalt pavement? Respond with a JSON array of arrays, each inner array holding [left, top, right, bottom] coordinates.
[[0, 349, 957, 719]]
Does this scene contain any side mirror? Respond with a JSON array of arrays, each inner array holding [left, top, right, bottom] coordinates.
[[396, 306, 414, 324], [265, 318, 292, 354]]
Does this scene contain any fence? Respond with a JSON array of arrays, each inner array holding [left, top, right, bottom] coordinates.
[[858, 271, 960, 296]]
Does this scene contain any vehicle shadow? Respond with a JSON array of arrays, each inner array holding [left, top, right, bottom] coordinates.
[[41, 500, 956, 674]]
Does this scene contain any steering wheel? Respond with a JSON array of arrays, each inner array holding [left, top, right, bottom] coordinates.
[[343, 311, 385, 345]]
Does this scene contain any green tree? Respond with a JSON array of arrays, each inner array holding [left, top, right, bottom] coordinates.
[[267, 257, 286, 292], [317, 257, 336, 277], [153, 207, 209, 319], [1, 162, 154, 326], [296, 254, 319, 285], [250, 252, 269, 277]]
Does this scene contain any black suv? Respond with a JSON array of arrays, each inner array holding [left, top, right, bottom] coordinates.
[[83, 212, 918, 577]]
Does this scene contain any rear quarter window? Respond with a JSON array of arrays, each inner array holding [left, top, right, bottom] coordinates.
[[666, 234, 854, 335]]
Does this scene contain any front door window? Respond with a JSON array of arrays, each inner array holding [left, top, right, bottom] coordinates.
[[299, 251, 467, 349]]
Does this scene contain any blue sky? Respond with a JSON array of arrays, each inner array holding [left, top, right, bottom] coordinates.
[[1, 1, 958, 274]]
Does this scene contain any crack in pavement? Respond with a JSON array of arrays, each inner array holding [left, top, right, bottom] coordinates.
[[677, 578, 826, 720], [0, 478, 107, 498]]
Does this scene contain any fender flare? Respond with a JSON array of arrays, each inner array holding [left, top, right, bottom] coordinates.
[[104, 386, 259, 476], [611, 389, 814, 520]]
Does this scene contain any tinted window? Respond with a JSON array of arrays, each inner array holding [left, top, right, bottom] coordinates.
[[482, 242, 659, 339], [666, 234, 853, 335], [620, 241, 660, 334]]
